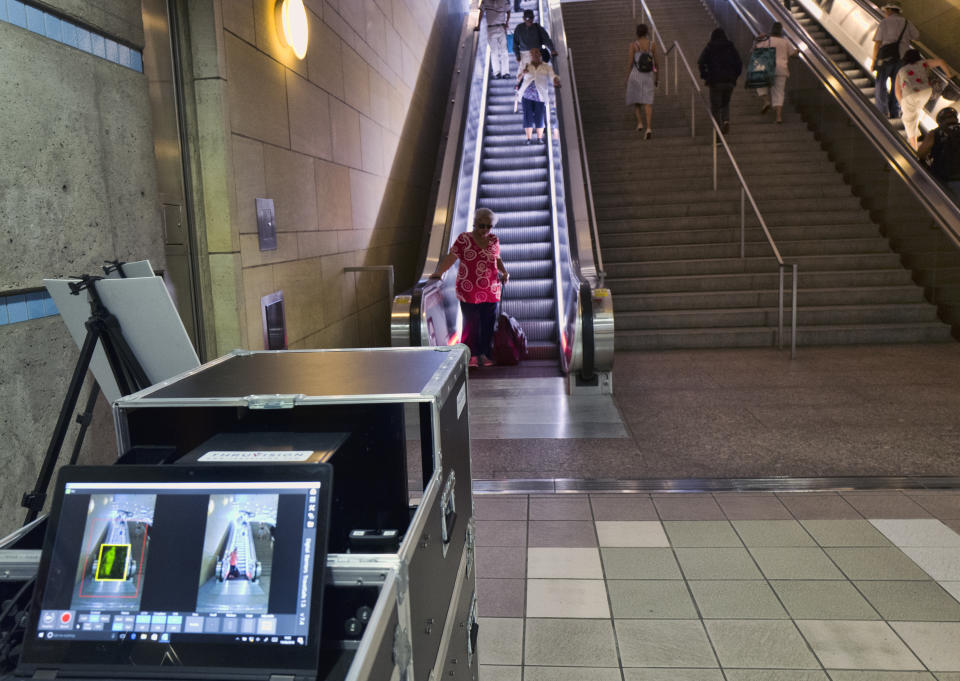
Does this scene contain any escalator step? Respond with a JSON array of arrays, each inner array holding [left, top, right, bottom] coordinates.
[[481, 196, 552, 212], [482, 157, 549, 171], [505, 259, 554, 278], [479, 181, 551, 198], [502, 299, 556, 319], [481, 168, 549, 183], [493, 210, 553, 227], [500, 242, 554, 260], [501, 278, 554, 298], [495, 225, 553, 244], [484, 145, 547, 158]]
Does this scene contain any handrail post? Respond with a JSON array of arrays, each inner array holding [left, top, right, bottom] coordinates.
[[633, 0, 636, 19], [791, 264, 798, 360], [778, 265, 784, 350], [740, 187, 745, 258], [674, 49, 678, 93], [690, 89, 695, 137], [713, 128, 718, 191], [663, 47, 669, 96]]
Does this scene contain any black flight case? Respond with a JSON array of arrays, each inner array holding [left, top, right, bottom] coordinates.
[[112, 347, 478, 681]]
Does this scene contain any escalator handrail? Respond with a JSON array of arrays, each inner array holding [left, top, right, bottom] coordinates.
[[539, 0, 579, 375], [418, 6, 484, 284], [398, 5, 485, 346], [566, 47, 605, 287], [728, 0, 960, 251]]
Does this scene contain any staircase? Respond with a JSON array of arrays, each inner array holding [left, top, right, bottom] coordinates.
[[562, 0, 952, 349], [477, 60, 559, 360]]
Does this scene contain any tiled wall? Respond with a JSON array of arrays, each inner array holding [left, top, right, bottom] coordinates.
[[190, 0, 467, 353], [0, 291, 58, 325], [0, 0, 143, 71]]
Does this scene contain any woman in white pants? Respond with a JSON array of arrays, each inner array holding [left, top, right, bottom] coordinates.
[[755, 22, 797, 124], [896, 49, 953, 150]]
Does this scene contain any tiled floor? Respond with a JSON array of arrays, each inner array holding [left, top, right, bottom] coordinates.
[[474, 491, 960, 680]]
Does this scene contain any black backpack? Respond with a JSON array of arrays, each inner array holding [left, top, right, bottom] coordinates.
[[931, 123, 960, 182], [634, 43, 654, 73]]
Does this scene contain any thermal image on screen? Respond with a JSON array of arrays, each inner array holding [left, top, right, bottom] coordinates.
[[94, 544, 131, 581], [70, 494, 155, 611]]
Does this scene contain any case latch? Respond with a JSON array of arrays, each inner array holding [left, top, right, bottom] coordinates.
[[245, 394, 304, 410], [440, 471, 457, 557]]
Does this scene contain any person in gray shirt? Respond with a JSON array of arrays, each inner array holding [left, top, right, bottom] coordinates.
[[513, 9, 556, 68], [871, 1, 919, 118]]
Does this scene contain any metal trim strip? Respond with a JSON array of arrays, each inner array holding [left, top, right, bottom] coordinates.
[[473, 477, 960, 493], [429, 543, 469, 681], [343, 569, 398, 681]]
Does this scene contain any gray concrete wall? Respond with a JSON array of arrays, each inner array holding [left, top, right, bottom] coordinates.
[[0, 13, 164, 538]]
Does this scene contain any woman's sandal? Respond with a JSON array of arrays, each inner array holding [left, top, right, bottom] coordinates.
[[644, 130, 653, 140]]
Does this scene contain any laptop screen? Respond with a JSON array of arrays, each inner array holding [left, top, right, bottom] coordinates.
[[20, 465, 332, 677]]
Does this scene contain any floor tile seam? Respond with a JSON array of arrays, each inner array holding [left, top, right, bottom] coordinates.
[[796, 618, 938, 676], [774, 490, 866, 521], [865, 522, 960, 613], [659, 526, 728, 672], [589, 497, 628, 681], [722, 520, 832, 674]]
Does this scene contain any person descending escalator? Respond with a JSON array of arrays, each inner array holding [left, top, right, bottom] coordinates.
[[918, 107, 960, 200], [871, 1, 918, 120], [429, 208, 511, 368], [479, 0, 512, 80], [515, 48, 561, 145], [514, 9, 556, 69]]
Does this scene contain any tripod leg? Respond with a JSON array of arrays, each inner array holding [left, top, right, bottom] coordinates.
[[100, 313, 151, 394], [67, 382, 102, 467], [22, 326, 101, 525]]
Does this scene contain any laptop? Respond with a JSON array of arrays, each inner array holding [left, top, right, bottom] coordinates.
[[17, 464, 332, 681]]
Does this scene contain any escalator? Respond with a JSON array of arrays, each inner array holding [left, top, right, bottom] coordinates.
[[479, 68, 558, 361], [390, 2, 613, 384], [778, 0, 958, 145], [788, 5, 875, 101]]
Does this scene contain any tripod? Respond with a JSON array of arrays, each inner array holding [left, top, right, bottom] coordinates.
[[21, 273, 151, 525]]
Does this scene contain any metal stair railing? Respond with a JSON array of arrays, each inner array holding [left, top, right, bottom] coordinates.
[[635, 0, 799, 357]]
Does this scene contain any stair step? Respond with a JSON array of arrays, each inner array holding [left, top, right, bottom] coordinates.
[[604, 253, 904, 278], [602, 223, 882, 248], [605, 237, 891, 264], [615, 286, 926, 312], [608, 269, 916, 294], [562, 0, 955, 350], [615, 323, 952, 350]]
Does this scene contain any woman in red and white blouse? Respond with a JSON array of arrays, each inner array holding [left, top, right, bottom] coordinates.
[[896, 49, 954, 150], [430, 208, 510, 367]]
